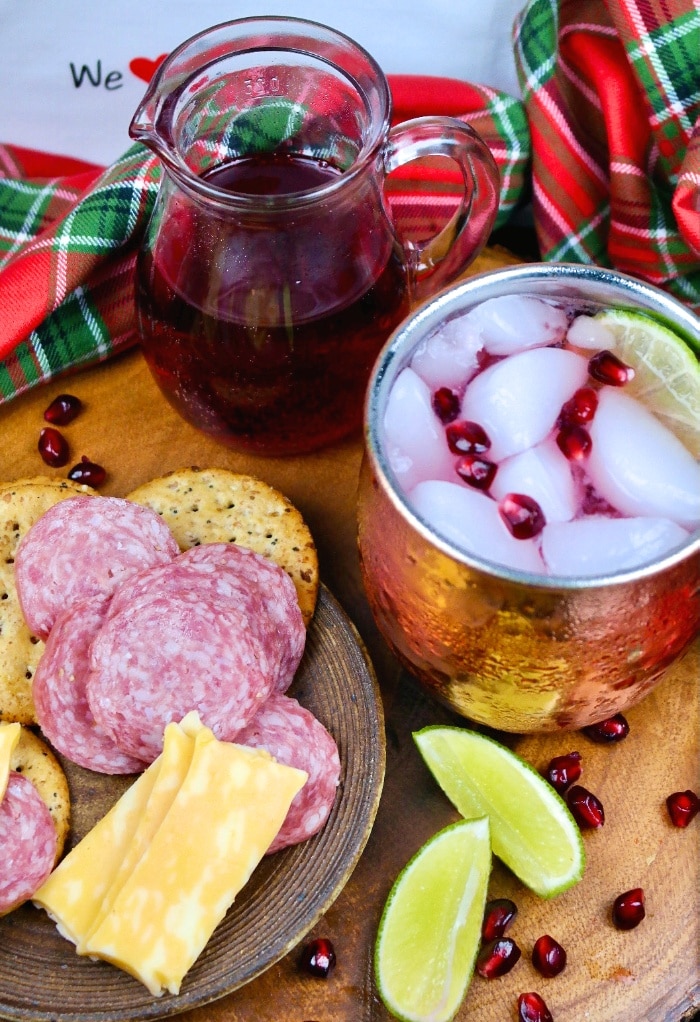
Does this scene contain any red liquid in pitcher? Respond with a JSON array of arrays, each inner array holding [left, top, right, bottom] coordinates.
[[136, 152, 411, 455], [204, 152, 339, 194]]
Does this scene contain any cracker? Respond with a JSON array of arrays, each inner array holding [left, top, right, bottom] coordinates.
[[127, 467, 319, 625], [0, 478, 96, 724], [10, 726, 71, 862], [0, 476, 94, 492]]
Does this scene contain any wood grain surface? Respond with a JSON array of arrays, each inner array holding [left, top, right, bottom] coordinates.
[[0, 245, 697, 1022]]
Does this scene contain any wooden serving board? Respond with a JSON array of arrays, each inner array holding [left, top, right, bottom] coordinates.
[[0, 245, 697, 1022]]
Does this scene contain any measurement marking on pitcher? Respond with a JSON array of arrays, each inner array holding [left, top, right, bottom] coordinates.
[[244, 73, 281, 97]]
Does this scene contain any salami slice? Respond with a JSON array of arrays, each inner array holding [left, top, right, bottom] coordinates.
[[234, 694, 340, 853], [32, 596, 147, 775], [108, 543, 306, 693], [175, 544, 306, 691], [0, 772, 57, 915], [87, 586, 278, 762], [15, 495, 180, 639], [110, 559, 285, 687]]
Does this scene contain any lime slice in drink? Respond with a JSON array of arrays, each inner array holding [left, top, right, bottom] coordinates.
[[594, 308, 700, 457], [375, 817, 491, 1022], [414, 727, 584, 898]]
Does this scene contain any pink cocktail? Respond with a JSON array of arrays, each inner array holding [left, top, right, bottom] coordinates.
[[383, 293, 700, 578]]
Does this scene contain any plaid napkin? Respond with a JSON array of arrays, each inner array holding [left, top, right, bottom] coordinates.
[[514, 0, 700, 307], [0, 146, 159, 401], [1, 1, 699, 407]]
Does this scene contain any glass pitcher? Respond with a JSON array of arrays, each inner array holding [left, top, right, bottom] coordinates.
[[130, 17, 500, 455]]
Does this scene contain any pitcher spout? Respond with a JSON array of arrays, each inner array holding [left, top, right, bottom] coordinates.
[[129, 85, 163, 155], [128, 42, 185, 163]]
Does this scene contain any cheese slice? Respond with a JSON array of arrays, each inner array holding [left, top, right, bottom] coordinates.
[[33, 761, 161, 945], [82, 725, 307, 996], [80, 718, 197, 951], [0, 722, 21, 802]]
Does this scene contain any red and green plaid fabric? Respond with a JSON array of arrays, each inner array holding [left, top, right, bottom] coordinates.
[[513, 0, 700, 308], [0, 144, 160, 400], [385, 75, 530, 243], [1, 4, 699, 408]]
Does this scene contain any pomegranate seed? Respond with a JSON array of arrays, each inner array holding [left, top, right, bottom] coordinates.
[[612, 888, 645, 930], [588, 350, 634, 386], [544, 751, 582, 794], [43, 393, 83, 425], [498, 494, 545, 540], [455, 453, 497, 490], [518, 991, 553, 1022], [558, 386, 598, 426], [566, 784, 605, 828], [476, 937, 521, 979], [67, 455, 106, 488], [432, 387, 460, 424], [555, 424, 591, 461], [582, 713, 629, 743], [445, 419, 491, 455], [476, 348, 501, 372], [666, 789, 700, 828], [532, 935, 567, 977], [38, 427, 70, 468], [481, 898, 518, 942], [299, 937, 336, 978]]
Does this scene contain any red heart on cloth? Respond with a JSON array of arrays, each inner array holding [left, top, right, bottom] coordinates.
[[129, 55, 167, 83]]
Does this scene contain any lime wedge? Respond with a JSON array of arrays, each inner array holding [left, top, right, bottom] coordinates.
[[414, 727, 584, 898], [593, 308, 700, 457], [375, 817, 491, 1022]]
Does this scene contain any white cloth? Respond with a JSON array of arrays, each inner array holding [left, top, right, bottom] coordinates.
[[0, 0, 524, 165]]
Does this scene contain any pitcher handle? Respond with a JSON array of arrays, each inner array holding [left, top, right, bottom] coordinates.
[[383, 116, 500, 301]]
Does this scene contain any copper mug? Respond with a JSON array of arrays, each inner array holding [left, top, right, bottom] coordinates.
[[357, 263, 700, 733]]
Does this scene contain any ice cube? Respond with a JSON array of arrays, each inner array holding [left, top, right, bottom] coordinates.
[[383, 367, 456, 492], [490, 439, 578, 523], [409, 479, 546, 574], [541, 515, 690, 577], [410, 315, 483, 392], [566, 314, 617, 351], [461, 347, 590, 461], [466, 295, 568, 356], [586, 388, 700, 530]]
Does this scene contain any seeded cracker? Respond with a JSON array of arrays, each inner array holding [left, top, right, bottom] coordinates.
[[10, 725, 71, 862], [0, 478, 96, 724], [126, 468, 319, 625]]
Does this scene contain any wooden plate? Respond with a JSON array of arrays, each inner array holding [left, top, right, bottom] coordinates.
[[0, 584, 385, 1021]]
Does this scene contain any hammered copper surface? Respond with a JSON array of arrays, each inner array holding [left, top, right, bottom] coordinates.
[[357, 454, 700, 732]]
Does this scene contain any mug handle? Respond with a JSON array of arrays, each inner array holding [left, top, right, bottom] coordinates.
[[383, 116, 500, 301]]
